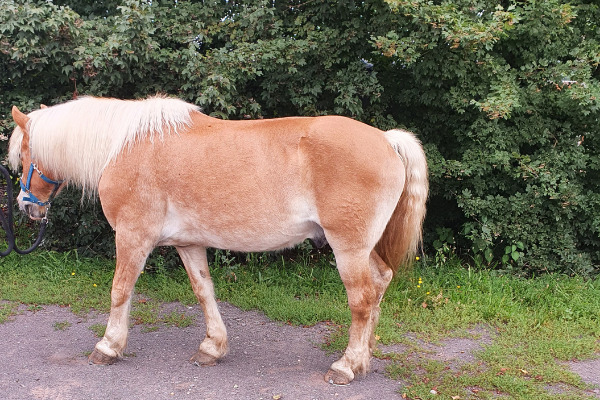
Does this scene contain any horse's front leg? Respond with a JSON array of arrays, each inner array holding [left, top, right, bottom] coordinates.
[[89, 228, 153, 364], [176, 245, 228, 366]]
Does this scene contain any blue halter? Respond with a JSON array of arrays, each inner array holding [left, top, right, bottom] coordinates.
[[20, 163, 64, 207]]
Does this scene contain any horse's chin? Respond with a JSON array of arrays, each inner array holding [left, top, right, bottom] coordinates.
[[28, 213, 46, 221]]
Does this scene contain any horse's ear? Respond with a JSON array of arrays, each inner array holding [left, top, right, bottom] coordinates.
[[12, 106, 30, 130], [40, 104, 47, 109]]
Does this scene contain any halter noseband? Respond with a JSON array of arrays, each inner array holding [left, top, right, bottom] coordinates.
[[20, 163, 64, 207]]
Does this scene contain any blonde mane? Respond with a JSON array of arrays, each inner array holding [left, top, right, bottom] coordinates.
[[8, 96, 198, 196]]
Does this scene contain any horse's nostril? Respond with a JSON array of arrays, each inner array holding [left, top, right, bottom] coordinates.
[[24, 203, 32, 215]]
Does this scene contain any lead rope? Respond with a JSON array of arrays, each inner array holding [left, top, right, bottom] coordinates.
[[0, 164, 47, 256]]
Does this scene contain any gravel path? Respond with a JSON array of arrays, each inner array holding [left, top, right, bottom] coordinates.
[[0, 302, 402, 400], [1, 302, 598, 399]]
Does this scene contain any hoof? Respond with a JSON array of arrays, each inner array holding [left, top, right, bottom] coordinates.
[[324, 368, 354, 385], [189, 351, 218, 367], [88, 349, 117, 365]]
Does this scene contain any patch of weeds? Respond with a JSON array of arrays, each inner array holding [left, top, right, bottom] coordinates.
[[0, 302, 19, 324], [27, 304, 43, 312], [386, 347, 447, 380], [89, 323, 106, 338], [53, 321, 71, 331], [388, 336, 596, 400], [131, 302, 195, 331], [321, 323, 348, 355], [386, 347, 491, 400], [162, 311, 194, 328], [131, 301, 160, 325]]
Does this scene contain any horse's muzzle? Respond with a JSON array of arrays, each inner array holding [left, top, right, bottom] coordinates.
[[17, 190, 46, 220], [23, 203, 47, 220]]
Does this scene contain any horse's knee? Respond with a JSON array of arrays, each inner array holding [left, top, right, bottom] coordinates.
[[110, 290, 130, 308], [110, 278, 138, 308], [345, 278, 378, 308]]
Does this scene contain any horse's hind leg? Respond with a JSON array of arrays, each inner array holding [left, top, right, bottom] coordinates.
[[322, 250, 375, 384], [324, 249, 393, 385], [368, 250, 394, 350], [177, 245, 228, 366], [89, 228, 153, 364]]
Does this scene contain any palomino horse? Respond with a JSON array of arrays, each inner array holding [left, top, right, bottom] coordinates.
[[9, 96, 427, 385]]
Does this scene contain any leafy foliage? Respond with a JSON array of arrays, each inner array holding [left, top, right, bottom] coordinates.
[[378, 0, 600, 274], [0, 0, 598, 274]]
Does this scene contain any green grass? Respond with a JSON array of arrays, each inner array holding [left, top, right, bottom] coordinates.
[[0, 301, 19, 323], [162, 311, 195, 328], [0, 251, 113, 314], [53, 320, 71, 331], [380, 263, 600, 399], [1, 249, 599, 399], [89, 323, 106, 338]]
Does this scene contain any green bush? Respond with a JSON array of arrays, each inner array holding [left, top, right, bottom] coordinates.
[[377, 0, 600, 274], [1, 0, 598, 274]]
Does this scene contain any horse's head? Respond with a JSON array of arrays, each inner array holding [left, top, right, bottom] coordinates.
[[10, 106, 65, 220]]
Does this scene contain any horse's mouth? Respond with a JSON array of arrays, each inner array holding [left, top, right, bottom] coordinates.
[[23, 203, 47, 220]]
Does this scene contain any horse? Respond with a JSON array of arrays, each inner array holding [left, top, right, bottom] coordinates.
[[9, 96, 428, 385]]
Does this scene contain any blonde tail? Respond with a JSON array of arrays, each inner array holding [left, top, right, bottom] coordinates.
[[376, 129, 429, 274]]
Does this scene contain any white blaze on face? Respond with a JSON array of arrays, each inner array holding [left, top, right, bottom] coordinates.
[[16, 189, 27, 212]]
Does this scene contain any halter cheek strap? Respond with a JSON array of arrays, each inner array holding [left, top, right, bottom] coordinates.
[[20, 163, 64, 207]]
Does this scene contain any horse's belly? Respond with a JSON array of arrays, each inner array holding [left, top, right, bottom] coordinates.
[[157, 199, 321, 252]]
